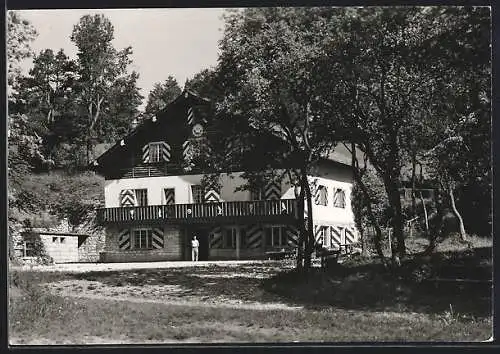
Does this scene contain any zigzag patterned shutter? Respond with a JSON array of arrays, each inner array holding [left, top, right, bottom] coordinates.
[[152, 228, 164, 249], [182, 140, 191, 161], [209, 226, 222, 248], [161, 141, 171, 162], [264, 180, 281, 200], [204, 189, 220, 203], [142, 144, 149, 163], [164, 188, 175, 205], [246, 224, 262, 249], [187, 107, 194, 125], [330, 226, 342, 248], [120, 189, 137, 207], [345, 226, 357, 244], [118, 229, 131, 250], [314, 225, 324, 244], [285, 225, 299, 247]]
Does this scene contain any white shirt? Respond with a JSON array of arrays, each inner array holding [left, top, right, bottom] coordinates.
[[191, 239, 199, 248]]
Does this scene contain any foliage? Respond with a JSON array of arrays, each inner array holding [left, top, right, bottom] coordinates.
[[143, 76, 182, 119], [70, 13, 143, 164], [7, 11, 37, 98]]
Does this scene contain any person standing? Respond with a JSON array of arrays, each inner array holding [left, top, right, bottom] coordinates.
[[191, 235, 199, 262]]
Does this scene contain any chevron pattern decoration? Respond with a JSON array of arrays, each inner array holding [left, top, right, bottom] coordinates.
[[264, 180, 281, 200], [161, 141, 171, 162], [182, 140, 191, 161], [246, 224, 262, 249], [164, 188, 175, 205], [330, 226, 344, 248], [314, 225, 325, 244], [285, 225, 299, 247], [142, 144, 149, 163], [209, 226, 222, 248], [204, 189, 221, 203], [187, 107, 194, 125], [118, 229, 131, 250], [152, 228, 164, 249], [345, 226, 358, 244], [120, 189, 137, 207]]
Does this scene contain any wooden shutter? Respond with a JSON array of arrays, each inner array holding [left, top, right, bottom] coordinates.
[[142, 144, 150, 163]]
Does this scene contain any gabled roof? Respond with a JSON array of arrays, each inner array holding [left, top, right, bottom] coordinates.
[[91, 89, 354, 171], [91, 89, 210, 168]]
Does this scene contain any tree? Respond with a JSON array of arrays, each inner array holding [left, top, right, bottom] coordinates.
[[70, 14, 141, 165], [7, 11, 37, 99], [13, 49, 79, 165], [215, 8, 341, 270], [185, 68, 223, 101], [314, 7, 490, 264], [143, 76, 181, 119]]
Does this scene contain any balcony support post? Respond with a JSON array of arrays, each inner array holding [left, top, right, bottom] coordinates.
[[236, 225, 241, 260]]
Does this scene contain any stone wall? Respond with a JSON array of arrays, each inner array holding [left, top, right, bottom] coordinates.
[[100, 224, 183, 262]]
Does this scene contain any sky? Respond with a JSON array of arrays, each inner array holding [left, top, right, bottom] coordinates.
[[16, 8, 227, 109]]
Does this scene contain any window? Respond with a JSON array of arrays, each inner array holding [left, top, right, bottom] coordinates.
[[163, 188, 175, 205], [191, 185, 204, 204], [250, 187, 264, 201], [333, 188, 346, 208], [60, 237, 66, 244], [133, 229, 153, 249], [135, 189, 148, 206], [52, 237, 58, 243], [148, 142, 162, 163], [23, 240, 36, 257], [223, 227, 237, 248], [317, 185, 328, 206], [265, 226, 286, 247]]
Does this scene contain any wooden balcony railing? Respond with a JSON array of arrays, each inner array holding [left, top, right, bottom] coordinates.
[[97, 199, 298, 223]]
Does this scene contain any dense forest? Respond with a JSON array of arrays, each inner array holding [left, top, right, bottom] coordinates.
[[7, 9, 491, 269]]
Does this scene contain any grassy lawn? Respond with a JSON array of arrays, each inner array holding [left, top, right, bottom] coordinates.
[[9, 242, 492, 344]]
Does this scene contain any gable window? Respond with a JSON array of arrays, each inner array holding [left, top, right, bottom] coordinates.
[[317, 185, 328, 206], [333, 188, 346, 208], [148, 142, 162, 163], [264, 226, 286, 247], [133, 228, 153, 249], [135, 189, 148, 206], [223, 227, 237, 249], [191, 185, 204, 204]]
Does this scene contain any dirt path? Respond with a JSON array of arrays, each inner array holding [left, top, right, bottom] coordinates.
[[42, 279, 304, 311], [10, 260, 272, 273]]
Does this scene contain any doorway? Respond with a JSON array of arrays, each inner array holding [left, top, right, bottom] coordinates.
[[187, 227, 209, 261]]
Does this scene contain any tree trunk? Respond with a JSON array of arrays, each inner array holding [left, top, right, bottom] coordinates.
[[448, 184, 467, 241], [419, 191, 429, 232], [302, 170, 315, 271], [411, 150, 417, 216], [351, 168, 387, 267], [423, 188, 444, 256], [295, 181, 305, 271], [385, 177, 405, 266]]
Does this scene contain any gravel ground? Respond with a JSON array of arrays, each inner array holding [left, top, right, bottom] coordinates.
[[10, 260, 269, 273]]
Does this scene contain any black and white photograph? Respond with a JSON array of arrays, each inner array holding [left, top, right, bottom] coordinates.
[[7, 6, 492, 344]]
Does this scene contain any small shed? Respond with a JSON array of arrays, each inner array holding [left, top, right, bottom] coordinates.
[[21, 230, 90, 263]]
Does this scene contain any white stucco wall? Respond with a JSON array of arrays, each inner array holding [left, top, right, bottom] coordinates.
[[104, 173, 253, 207], [104, 162, 355, 229]]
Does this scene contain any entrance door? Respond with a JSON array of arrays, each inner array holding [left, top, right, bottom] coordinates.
[[189, 227, 209, 261]]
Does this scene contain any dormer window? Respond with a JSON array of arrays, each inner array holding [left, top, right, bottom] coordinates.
[[148, 142, 162, 163], [142, 141, 171, 163]]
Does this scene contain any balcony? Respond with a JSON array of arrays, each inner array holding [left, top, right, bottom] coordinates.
[[97, 199, 299, 225]]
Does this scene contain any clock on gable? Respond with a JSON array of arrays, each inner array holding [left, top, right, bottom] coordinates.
[[192, 123, 204, 137]]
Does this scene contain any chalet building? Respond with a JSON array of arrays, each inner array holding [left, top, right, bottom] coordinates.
[[92, 90, 359, 262]]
